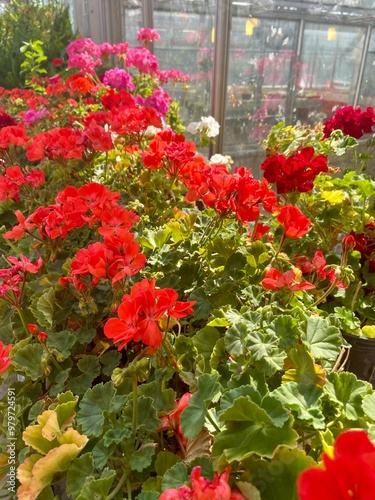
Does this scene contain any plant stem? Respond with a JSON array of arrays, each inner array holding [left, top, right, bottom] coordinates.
[[16, 307, 30, 337], [310, 278, 339, 308], [105, 469, 128, 500], [206, 410, 221, 433], [131, 374, 138, 438], [269, 232, 286, 266]]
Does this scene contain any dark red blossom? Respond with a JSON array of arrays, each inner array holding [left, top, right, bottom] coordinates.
[[277, 205, 311, 238], [298, 430, 375, 500], [261, 147, 328, 194], [104, 278, 196, 349], [323, 105, 375, 139]]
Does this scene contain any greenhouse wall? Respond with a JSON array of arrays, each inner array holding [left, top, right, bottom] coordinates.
[[72, 0, 375, 172]]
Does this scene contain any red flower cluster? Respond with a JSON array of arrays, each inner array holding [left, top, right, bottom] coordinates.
[[261, 147, 328, 193], [261, 267, 315, 292], [295, 251, 347, 289], [0, 166, 44, 202], [142, 129, 196, 177], [298, 430, 375, 500], [4, 182, 130, 241], [160, 466, 246, 500], [0, 341, 12, 375], [184, 162, 279, 223], [0, 255, 43, 306], [323, 105, 375, 139], [67, 233, 146, 289], [0, 125, 28, 148], [104, 278, 196, 348]]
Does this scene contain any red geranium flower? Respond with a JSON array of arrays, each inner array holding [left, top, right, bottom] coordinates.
[[277, 205, 311, 238], [104, 278, 196, 349], [297, 430, 375, 500], [261, 267, 315, 291], [0, 341, 12, 374], [160, 466, 246, 500]]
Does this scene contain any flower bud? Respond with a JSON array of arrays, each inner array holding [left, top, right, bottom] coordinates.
[[28, 324, 39, 335], [38, 332, 48, 343], [342, 235, 356, 250]]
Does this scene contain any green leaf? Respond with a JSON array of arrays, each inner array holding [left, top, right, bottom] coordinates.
[[123, 397, 161, 432], [92, 440, 116, 469], [155, 451, 182, 476], [37, 288, 55, 327], [66, 453, 94, 498], [47, 330, 76, 360], [76, 470, 116, 500], [180, 374, 222, 439], [247, 329, 286, 376], [193, 327, 220, 361], [130, 445, 156, 472], [138, 381, 176, 413], [103, 428, 132, 447], [325, 372, 373, 420], [267, 315, 299, 350], [67, 355, 101, 395], [301, 316, 342, 362], [75, 328, 96, 345], [214, 396, 298, 461], [99, 350, 122, 377], [77, 382, 117, 437], [11, 343, 44, 380], [28, 400, 45, 423], [161, 462, 188, 491], [136, 493, 160, 500], [273, 383, 325, 429], [243, 446, 317, 500], [363, 392, 375, 421], [225, 323, 248, 356]]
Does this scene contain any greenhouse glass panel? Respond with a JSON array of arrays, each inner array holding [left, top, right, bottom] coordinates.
[[297, 23, 366, 124], [153, 0, 216, 121], [124, 0, 142, 47], [358, 28, 375, 108]]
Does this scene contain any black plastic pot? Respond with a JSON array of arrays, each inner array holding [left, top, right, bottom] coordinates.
[[342, 332, 375, 388]]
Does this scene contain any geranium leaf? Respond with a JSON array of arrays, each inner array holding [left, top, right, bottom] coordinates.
[[92, 440, 116, 469], [185, 428, 212, 464], [301, 316, 342, 362], [247, 329, 286, 376], [47, 330, 76, 359], [11, 343, 44, 380], [155, 451, 182, 476], [77, 382, 118, 437], [130, 445, 156, 472], [273, 382, 325, 429], [123, 397, 160, 432], [66, 453, 94, 498], [237, 481, 262, 500], [325, 372, 373, 420], [363, 392, 375, 420], [180, 373, 222, 439], [225, 322, 248, 355], [138, 381, 176, 413], [282, 344, 327, 387], [36, 288, 55, 328], [243, 446, 317, 500], [103, 428, 132, 447], [76, 470, 116, 500], [136, 492, 160, 500], [267, 315, 299, 349], [67, 355, 101, 395], [99, 350, 122, 377], [193, 326, 220, 361], [161, 462, 188, 491]]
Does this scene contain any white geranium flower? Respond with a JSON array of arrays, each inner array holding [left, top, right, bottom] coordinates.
[[186, 121, 200, 135], [209, 154, 233, 168], [197, 116, 220, 138]]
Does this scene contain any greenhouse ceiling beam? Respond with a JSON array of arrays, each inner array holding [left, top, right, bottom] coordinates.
[[353, 25, 372, 106], [210, 0, 232, 157]]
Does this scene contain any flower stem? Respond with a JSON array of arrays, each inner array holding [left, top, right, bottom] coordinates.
[[105, 469, 128, 500], [310, 278, 339, 308], [131, 374, 138, 438], [16, 307, 30, 337]]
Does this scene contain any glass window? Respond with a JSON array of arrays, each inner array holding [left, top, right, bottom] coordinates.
[[153, 0, 216, 121], [358, 28, 375, 108], [124, 0, 142, 47]]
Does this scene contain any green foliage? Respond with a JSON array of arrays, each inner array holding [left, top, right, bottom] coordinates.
[[0, 0, 75, 88]]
